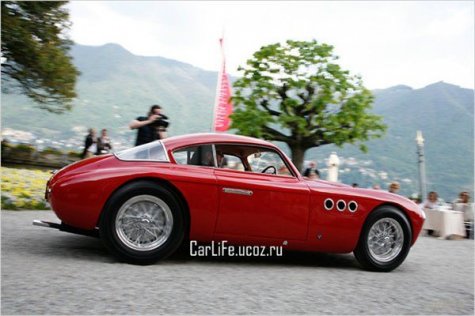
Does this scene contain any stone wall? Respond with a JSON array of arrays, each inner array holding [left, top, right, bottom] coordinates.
[[1, 141, 81, 169]]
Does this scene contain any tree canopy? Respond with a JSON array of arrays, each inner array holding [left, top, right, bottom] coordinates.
[[231, 39, 387, 171], [1, 1, 79, 113]]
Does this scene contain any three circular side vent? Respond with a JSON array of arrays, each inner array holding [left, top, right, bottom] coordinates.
[[323, 198, 358, 212]]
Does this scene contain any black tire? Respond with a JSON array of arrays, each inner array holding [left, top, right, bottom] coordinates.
[[100, 181, 185, 264], [354, 206, 412, 272]]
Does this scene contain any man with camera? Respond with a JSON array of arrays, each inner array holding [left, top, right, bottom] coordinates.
[[129, 105, 169, 146]]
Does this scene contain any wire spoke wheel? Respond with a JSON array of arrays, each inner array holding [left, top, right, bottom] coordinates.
[[115, 195, 173, 251], [367, 218, 404, 263], [100, 181, 186, 264], [354, 206, 412, 272]]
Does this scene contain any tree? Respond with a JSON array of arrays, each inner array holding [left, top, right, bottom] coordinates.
[[1, 1, 79, 113], [231, 40, 387, 171]]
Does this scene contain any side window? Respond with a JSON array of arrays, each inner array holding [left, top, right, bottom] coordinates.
[[172, 150, 189, 165], [248, 150, 292, 176], [172, 145, 215, 167], [220, 154, 245, 171], [214, 143, 293, 177], [116, 141, 168, 162]]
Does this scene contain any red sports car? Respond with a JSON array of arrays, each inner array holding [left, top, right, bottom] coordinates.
[[34, 133, 425, 271]]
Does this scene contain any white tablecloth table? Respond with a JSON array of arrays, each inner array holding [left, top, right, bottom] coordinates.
[[422, 208, 466, 238]]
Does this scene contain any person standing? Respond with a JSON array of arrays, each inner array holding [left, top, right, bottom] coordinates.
[[388, 182, 400, 194], [81, 128, 97, 159], [453, 191, 471, 206], [303, 161, 320, 179], [96, 128, 113, 155], [453, 192, 474, 239], [129, 105, 169, 146], [420, 191, 440, 210]]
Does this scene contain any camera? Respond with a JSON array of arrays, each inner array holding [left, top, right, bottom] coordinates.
[[150, 115, 169, 128]]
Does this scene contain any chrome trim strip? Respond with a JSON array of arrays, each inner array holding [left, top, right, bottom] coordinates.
[[212, 144, 218, 167], [33, 220, 54, 228], [222, 188, 253, 196], [33, 220, 100, 238], [162, 141, 171, 162]]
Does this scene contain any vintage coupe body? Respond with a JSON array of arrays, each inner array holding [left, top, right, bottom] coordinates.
[[35, 133, 425, 271]]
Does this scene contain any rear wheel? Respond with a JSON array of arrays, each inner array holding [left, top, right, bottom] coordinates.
[[354, 206, 412, 272], [100, 181, 185, 264]]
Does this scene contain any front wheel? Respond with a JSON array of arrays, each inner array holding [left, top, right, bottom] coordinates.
[[354, 206, 412, 272], [100, 181, 185, 264]]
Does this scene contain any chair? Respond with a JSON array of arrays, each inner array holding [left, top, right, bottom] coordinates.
[[454, 203, 474, 239], [464, 221, 474, 240]]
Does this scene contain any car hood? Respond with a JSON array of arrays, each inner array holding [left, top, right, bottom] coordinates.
[[305, 179, 351, 188]]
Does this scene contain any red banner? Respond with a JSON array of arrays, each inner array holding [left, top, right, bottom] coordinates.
[[213, 38, 233, 132]]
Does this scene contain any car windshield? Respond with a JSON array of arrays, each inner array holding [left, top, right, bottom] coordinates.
[[115, 141, 168, 162]]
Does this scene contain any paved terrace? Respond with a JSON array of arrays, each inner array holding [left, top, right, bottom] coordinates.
[[1, 211, 474, 315]]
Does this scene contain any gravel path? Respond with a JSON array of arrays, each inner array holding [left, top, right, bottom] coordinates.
[[1, 211, 474, 315]]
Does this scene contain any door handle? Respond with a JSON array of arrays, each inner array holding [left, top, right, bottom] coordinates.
[[222, 188, 253, 196]]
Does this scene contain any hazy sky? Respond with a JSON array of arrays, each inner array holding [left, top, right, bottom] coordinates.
[[68, 1, 474, 90]]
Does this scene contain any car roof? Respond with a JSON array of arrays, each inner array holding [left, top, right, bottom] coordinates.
[[161, 133, 277, 151]]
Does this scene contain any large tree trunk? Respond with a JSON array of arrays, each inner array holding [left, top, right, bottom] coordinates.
[[289, 145, 306, 173]]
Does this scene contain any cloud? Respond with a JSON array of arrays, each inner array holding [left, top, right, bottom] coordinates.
[[67, 1, 474, 89]]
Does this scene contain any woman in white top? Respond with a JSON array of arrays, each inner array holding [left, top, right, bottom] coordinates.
[[420, 191, 440, 210], [453, 192, 474, 222]]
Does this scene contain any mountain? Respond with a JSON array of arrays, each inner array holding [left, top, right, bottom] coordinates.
[[1, 43, 473, 200], [305, 81, 474, 200], [1, 43, 219, 145]]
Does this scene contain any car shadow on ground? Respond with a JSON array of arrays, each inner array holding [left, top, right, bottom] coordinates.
[[33, 235, 360, 270]]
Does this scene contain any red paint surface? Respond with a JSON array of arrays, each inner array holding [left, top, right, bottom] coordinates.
[[47, 133, 425, 253]]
